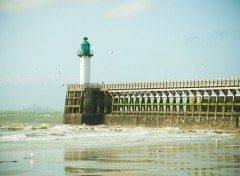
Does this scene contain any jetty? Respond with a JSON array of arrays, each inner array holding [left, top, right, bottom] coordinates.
[[64, 78, 240, 130], [63, 37, 240, 130]]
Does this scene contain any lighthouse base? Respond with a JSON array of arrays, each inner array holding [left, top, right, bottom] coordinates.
[[63, 86, 112, 125]]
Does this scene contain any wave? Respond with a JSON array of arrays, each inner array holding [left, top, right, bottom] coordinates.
[[0, 126, 24, 131], [0, 125, 234, 144], [0, 124, 49, 131]]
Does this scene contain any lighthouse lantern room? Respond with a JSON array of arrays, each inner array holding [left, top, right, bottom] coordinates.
[[77, 37, 93, 84]]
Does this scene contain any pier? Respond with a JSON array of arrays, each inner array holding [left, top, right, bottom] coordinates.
[[64, 78, 240, 130]]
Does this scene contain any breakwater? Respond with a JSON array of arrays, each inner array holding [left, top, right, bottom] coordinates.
[[63, 78, 240, 130]]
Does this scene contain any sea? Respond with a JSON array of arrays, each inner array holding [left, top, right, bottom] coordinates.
[[0, 111, 239, 176]]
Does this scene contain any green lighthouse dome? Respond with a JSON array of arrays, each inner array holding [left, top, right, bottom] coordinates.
[[78, 37, 93, 57]]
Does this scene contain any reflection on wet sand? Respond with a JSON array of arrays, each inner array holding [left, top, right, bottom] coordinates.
[[64, 144, 240, 176]]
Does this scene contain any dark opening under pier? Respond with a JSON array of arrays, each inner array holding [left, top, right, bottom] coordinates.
[[64, 78, 240, 130]]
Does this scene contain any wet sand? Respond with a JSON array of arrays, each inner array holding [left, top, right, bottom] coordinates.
[[0, 139, 240, 176]]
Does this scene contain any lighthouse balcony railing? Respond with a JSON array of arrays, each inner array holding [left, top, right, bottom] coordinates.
[[67, 83, 100, 90], [82, 83, 100, 89], [77, 50, 94, 56]]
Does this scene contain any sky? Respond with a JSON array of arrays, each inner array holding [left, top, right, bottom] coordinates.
[[0, 0, 240, 110]]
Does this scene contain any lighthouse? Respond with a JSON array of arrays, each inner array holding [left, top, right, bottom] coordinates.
[[77, 37, 93, 84]]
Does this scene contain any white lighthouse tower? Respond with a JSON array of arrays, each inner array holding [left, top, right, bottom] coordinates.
[[77, 37, 93, 84]]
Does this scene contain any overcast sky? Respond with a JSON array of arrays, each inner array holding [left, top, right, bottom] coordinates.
[[0, 0, 240, 110]]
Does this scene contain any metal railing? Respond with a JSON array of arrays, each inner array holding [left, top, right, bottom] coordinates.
[[105, 78, 240, 90], [67, 78, 240, 91], [77, 50, 94, 57]]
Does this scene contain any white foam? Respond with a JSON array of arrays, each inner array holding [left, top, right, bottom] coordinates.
[[0, 124, 235, 146], [0, 134, 27, 142]]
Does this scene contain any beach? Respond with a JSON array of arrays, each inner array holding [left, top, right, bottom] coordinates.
[[0, 111, 240, 176]]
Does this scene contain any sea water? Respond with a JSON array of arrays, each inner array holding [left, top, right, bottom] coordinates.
[[0, 111, 239, 176]]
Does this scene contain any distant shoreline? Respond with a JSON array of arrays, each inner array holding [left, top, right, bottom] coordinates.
[[23, 105, 52, 112]]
